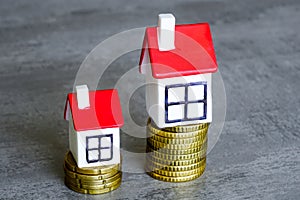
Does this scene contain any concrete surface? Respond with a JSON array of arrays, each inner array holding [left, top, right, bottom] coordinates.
[[0, 0, 300, 199]]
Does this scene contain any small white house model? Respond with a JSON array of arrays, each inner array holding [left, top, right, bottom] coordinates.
[[64, 85, 124, 168], [139, 14, 218, 128]]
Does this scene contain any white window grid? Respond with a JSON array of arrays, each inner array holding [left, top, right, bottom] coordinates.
[[165, 81, 207, 123], [86, 134, 113, 163]]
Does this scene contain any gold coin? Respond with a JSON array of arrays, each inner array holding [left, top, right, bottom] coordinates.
[[146, 145, 205, 155], [65, 171, 122, 185], [146, 157, 206, 172], [84, 175, 121, 190], [85, 171, 121, 185], [65, 173, 122, 190], [110, 180, 121, 191], [64, 164, 119, 181], [147, 130, 206, 144], [147, 124, 208, 139], [147, 137, 206, 149], [65, 178, 121, 195], [146, 154, 205, 166], [148, 125, 208, 139], [104, 177, 121, 189], [147, 139, 207, 154], [145, 165, 205, 177], [65, 176, 104, 190], [146, 164, 205, 182], [146, 141, 207, 161], [65, 180, 108, 194], [64, 151, 120, 175], [163, 124, 209, 133], [146, 142, 207, 160], [148, 118, 209, 133]]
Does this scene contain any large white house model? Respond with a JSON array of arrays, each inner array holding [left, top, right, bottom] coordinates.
[[139, 14, 218, 128], [64, 85, 124, 168]]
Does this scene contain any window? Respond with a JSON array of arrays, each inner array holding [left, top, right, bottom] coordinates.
[[86, 134, 113, 163], [165, 82, 207, 123]]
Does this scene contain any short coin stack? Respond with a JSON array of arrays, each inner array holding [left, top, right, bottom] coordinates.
[[145, 118, 208, 182], [64, 151, 122, 194]]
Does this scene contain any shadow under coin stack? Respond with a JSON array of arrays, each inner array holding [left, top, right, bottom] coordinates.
[[146, 119, 208, 182], [64, 151, 122, 194]]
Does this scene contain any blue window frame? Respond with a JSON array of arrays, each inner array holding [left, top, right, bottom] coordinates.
[[86, 134, 113, 163], [165, 82, 207, 123]]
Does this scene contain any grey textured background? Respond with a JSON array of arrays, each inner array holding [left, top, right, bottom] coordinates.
[[0, 0, 300, 199]]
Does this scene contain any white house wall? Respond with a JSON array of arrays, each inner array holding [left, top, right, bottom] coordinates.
[[76, 128, 120, 168], [68, 114, 120, 168], [144, 69, 212, 128], [68, 113, 78, 162], [142, 48, 161, 123], [161, 73, 212, 127]]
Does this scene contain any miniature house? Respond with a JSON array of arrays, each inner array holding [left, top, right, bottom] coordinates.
[[64, 85, 124, 168], [139, 14, 218, 128]]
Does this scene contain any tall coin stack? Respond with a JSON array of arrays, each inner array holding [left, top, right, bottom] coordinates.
[[146, 118, 208, 182], [64, 151, 122, 194]]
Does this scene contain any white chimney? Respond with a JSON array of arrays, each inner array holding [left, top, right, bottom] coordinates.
[[76, 85, 90, 109], [157, 13, 176, 51]]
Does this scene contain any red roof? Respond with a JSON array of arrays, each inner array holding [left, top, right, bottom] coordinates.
[[64, 89, 124, 131], [139, 23, 218, 79]]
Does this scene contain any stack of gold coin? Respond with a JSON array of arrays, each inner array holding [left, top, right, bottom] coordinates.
[[64, 151, 122, 194], [146, 118, 208, 182]]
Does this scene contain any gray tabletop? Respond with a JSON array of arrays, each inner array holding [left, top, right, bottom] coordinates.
[[0, 0, 300, 199]]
